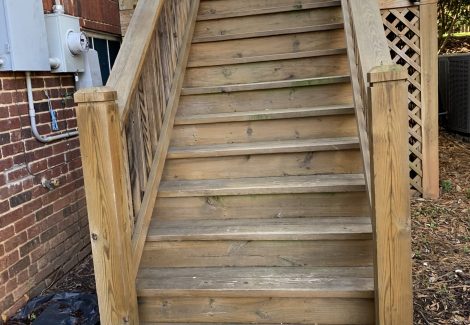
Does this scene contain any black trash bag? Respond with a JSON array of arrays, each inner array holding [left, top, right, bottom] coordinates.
[[10, 292, 99, 325]]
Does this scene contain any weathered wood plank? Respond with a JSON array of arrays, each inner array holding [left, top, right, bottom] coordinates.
[[197, 0, 341, 20], [178, 82, 353, 116], [193, 7, 343, 42], [175, 105, 355, 125], [139, 296, 375, 324], [189, 29, 346, 67], [184, 55, 349, 88], [141, 239, 374, 268], [163, 150, 363, 180], [147, 217, 372, 241], [155, 192, 370, 220], [170, 115, 357, 147], [158, 174, 366, 197]]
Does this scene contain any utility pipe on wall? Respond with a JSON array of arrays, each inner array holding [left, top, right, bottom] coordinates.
[[26, 72, 78, 143]]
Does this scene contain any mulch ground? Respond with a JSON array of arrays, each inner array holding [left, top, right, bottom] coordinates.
[[412, 131, 470, 324]]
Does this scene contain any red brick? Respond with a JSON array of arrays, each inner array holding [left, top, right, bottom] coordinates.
[[0, 158, 14, 172], [8, 103, 28, 117], [6, 166, 29, 182], [0, 225, 14, 242], [1, 142, 23, 158], [14, 214, 34, 234], [0, 249, 19, 270], [9, 190, 32, 208], [47, 154, 65, 168], [0, 91, 13, 105], [0, 208, 23, 228], [4, 231, 27, 253], [1, 78, 26, 91], [0, 199, 9, 214]]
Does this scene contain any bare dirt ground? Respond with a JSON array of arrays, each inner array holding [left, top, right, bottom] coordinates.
[[412, 131, 470, 324]]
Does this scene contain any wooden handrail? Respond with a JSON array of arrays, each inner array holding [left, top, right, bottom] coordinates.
[[74, 1, 200, 323], [343, 0, 413, 323], [107, 0, 165, 121]]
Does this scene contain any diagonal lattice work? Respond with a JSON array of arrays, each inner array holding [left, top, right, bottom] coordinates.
[[382, 6, 424, 194]]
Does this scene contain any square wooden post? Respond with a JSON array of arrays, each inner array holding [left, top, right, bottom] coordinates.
[[75, 87, 139, 325], [368, 66, 413, 325], [420, 1, 440, 199]]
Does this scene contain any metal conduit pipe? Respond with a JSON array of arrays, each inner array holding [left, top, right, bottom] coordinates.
[[26, 72, 78, 143]]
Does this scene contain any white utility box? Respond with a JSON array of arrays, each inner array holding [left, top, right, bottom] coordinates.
[[45, 12, 88, 73], [0, 0, 51, 71]]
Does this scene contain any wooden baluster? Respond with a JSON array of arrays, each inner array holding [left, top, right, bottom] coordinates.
[[368, 66, 413, 325], [75, 88, 139, 325]]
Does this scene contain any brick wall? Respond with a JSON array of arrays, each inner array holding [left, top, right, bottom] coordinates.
[[0, 0, 122, 320], [0, 72, 90, 320]]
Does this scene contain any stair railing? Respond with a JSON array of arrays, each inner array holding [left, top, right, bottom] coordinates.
[[74, 0, 200, 324], [342, 0, 413, 324]]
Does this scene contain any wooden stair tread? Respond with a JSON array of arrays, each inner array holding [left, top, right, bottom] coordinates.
[[147, 217, 372, 241], [175, 105, 354, 125], [197, 0, 341, 21], [168, 137, 359, 159], [158, 174, 366, 197], [137, 266, 374, 298], [182, 75, 350, 95]]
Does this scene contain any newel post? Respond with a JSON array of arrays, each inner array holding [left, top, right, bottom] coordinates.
[[75, 88, 139, 325], [367, 66, 413, 325]]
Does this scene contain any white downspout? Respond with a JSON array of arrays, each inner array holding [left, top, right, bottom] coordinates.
[[26, 72, 78, 143]]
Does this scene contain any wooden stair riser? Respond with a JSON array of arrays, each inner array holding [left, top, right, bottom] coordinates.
[[188, 29, 346, 67], [184, 55, 349, 88], [141, 239, 373, 268], [197, 0, 341, 20], [178, 83, 353, 116], [139, 296, 374, 324], [154, 192, 370, 221], [193, 7, 343, 42], [163, 150, 363, 181], [170, 115, 357, 147]]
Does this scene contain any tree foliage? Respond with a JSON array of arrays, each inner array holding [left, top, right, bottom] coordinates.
[[438, 0, 470, 50]]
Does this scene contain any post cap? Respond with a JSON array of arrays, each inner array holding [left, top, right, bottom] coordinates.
[[74, 87, 118, 103]]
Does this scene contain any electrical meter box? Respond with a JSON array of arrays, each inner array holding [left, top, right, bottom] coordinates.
[[0, 0, 51, 71], [45, 12, 88, 73]]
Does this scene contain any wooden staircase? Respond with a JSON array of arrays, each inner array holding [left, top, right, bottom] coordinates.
[[136, 1, 373, 323], [75, 0, 414, 324]]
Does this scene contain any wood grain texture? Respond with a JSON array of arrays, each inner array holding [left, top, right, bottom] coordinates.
[[368, 66, 413, 325], [184, 54, 349, 88], [419, 3, 439, 199], [188, 29, 346, 67], [197, 0, 341, 20], [75, 88, 139, 325], [137, 266, 374, 298], [167, 137, 360, 159], [154, 192, 370, 220], [158, 174, 366, 197], [170, 115, 357, 147], [178, 82, 353, 116], [147, 217, 372, 241], [163, 150, 363, 180], [193, 7, 343, 43], [141, 239, 373, 268], [138, 296, 375, 324]]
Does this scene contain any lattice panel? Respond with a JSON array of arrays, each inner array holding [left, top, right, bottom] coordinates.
[[382, 6, 423, 194]]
